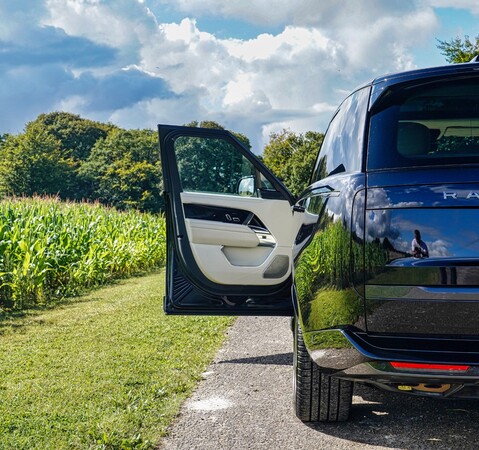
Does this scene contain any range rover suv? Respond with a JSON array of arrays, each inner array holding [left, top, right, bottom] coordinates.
[[159, 61, 479, 422]]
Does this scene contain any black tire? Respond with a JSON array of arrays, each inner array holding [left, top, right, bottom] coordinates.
[[293, 318, 353, 422]]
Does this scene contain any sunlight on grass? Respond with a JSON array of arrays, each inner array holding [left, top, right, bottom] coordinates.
[[0, 271, 234, 449]]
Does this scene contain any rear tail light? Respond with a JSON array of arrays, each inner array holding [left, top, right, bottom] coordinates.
[[390, 362, 470, 372]]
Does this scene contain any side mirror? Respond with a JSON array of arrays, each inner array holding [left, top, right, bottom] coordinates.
[[237, 176, 256, 197]]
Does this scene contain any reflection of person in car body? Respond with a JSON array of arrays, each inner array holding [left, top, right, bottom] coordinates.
[[412, 229, 429, 258]]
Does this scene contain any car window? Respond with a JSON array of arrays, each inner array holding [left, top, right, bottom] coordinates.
[[174, 136, 256, 195], [173, 135, 258, 196], [311, 87, 370, 182], [368, 77, 479, 169]]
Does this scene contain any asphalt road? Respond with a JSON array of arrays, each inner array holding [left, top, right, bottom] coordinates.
[[160, 317, 479, 450]]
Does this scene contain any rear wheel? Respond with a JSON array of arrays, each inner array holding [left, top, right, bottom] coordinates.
[[293, 318, 353, 422]]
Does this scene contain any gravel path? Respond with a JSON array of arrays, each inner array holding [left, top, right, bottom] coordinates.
[[160, 317, 479, 450]]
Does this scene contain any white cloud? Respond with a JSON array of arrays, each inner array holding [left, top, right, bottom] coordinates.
[[0, 0, 449, 152], [225, 27, 331, 62], [425, 0, 479, 14], [134, 19, 356, 151], [43, 0, 159, 66], [164, 0, 420, 28], [163, 0, 301, 26], [338, 8, 438, 74], [44, 0, 155, 46], [134, 5, 438, 150]]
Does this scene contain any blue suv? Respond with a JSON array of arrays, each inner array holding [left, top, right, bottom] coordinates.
[[159, 61, 479, 422]]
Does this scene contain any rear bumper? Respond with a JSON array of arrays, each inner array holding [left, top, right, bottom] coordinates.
[[304, 326, 479, 398], [305, 327, 479, 367], [339, 362, 479, 399], [304, 327, 479, 398]]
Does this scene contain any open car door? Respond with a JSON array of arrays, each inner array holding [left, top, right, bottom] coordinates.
[[159, 124, 303, 315]]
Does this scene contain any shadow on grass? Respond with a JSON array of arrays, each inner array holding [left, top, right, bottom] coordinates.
[[0, 299, 89, 335], [0, 270, 160, 335]]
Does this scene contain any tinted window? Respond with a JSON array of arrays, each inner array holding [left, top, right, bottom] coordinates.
[[312, 87, 370, 182], [174, 136, 256, 195], [368, 77, 479, 170]]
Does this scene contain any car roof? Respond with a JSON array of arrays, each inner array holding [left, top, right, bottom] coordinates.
[[372, 61, 479, 85], [367, 60, 479, 108]]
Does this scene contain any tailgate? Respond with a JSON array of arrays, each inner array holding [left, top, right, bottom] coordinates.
[[365, 183, 479, 335]]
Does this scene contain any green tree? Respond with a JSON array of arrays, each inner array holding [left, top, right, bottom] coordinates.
[[0, 113, 116, 201], [0, 123, 75, 197], [437, 35, 479, 63], [174, 135, 252, 195], [262, 129, 323, 196], [31, 112, 117, 199], [32, 112, 115, 161], [80, 129, 163, 212]]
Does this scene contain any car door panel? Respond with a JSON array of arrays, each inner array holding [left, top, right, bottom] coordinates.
[[180, 191, 300, 285], [186, 219, 260, 248], [159, 124, 307, 315]]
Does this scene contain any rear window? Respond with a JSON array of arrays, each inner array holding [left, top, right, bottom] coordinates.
[[367, 76, 479, 170]]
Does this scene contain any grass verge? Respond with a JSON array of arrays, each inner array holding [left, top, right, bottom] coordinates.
[[0, 271, 234, 449]]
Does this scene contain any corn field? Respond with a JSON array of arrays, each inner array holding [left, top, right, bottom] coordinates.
[[0, 197, 166, 310]]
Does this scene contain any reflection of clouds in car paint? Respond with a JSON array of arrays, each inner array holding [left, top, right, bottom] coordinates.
[[365, 188, 398, 242], [428, 239, 451, 257], [365, 188, 431, 250], [394, 209, 479, 258], [335, 97, 359, 171], [367, 210, 395, 241], [385, 234, 451, 257], [351, 187, 366, 237], [367, 187, 423, 209], [366, 189, 464, 257], [390, 217, 450, 255]]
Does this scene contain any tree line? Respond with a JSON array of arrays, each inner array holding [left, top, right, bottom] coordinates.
[[0, 112, 164, 212], [0, 112, 321, 212]]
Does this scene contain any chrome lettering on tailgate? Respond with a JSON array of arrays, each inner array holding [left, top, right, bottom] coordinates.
[[443, 191, 479, 199]]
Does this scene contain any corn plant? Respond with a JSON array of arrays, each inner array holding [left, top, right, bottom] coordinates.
[[0, 197, 166, 310]]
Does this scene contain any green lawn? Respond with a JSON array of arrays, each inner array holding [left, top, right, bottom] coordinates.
[[0, 271, 234, 449]]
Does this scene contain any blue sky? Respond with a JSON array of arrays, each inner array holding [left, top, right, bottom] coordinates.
[[1, 0, 478, 152]]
